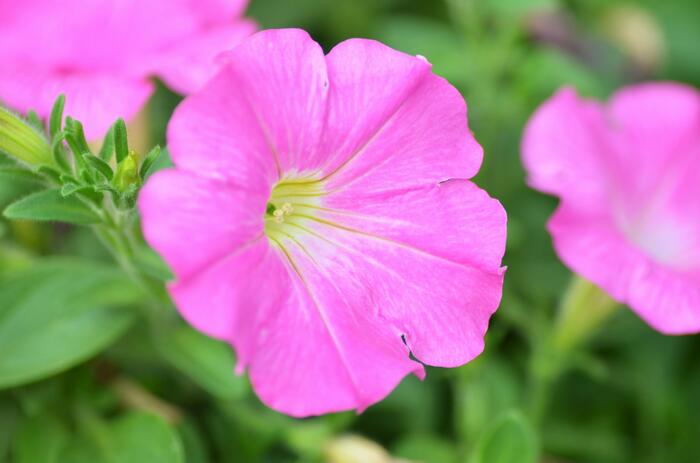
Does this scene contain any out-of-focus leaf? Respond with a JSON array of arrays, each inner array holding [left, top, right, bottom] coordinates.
[[133, 245, 174, 281], [471, 411, 538, 463], [514, 48, 609, 102], [178, 420, 211, 463], [0, 259, 140, 388], [13, 414, 69, 463], [374, 16, 467, 84], [105, 412, 185, 463], [0, 167, 44, 209], [156, 324, 246, 400], [393, 434, 458, 463], [456, 357, 520, 444], [61, 412, 184, 463], [3, 189, 100, 225], [484, 0, 559, 18], [0, 398, 19, 460]]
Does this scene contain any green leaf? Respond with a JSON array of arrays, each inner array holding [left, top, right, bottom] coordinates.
[[374, 16, 467, 84], [156, 324, 246, 400], [49, 95, 65, 138], [393, 434, 458, 463], [113, 119, 129, 163], [98, 125, 115, 162], [65, 118, 91, 156], [4, 189, 100, 225], [51, 132, 72, 172], [139, 145, 161, 179], [13, 414, 69, 463], [60, 412, 185, 463], [471, 411, 538, 463], [0, 167, 44, 209], [26, 110, 44, 133], [60, 183, 80, 197], [83, 153, 114, 181], [0, 259, 140, 388], [133, 245, 174, 281], [0, 398, 20, 460], [109, 413, 184, 463]]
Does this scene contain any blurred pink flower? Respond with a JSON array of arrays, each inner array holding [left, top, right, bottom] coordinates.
[[139, 29, 507, 416], [0, 0, 255, 139], [523, 83, 700, 334]]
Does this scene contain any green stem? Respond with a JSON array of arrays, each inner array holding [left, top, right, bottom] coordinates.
[[91, 196, 173, 323], [553, 276, 620, 351], [527, 275, 620, 424]]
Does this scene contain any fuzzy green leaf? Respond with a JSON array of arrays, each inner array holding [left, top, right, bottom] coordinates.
[[3, 189, 100, 225], [83, 154, 114, 181], [156, 325, 247, 400], [113, 119, 129, 163], [471, 411, 538, 463], [98, 125, 115, 162], [0, 259, 140, 388], [139, 145, 161, 179], [49, 94, 65, 138]]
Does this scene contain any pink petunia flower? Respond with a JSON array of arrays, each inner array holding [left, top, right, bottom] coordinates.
[[0, 0, 255, 139], [139, 29, 507, 416], [522, 83, 700, 334]]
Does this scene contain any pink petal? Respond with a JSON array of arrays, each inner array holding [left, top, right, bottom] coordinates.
[[138, 169, 266, 282], [319, 39, 482, 190], [147, 20, 257, 94], [0, 0, 201, 70], [549, 204, 700, 334], [0, 67, 153, 140], [214, 29, 330, 173], [521, 87, 611, 210], [166, 67, 279, 188], [183, 0, 250, 24], [322, 179, 506, 272], [169, 237, 424, 416], [276, 215, 502, 371], [606, 83, 700, 213]]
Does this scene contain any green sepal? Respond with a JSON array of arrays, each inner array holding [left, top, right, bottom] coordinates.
[[60, 183, 80, 197], [83, 153, 114, 181], [98, 125, 115, 162], [113, 119, 129, 163], [139, 145, 161, 179], [50, 132, 72, 173], [49, 94, 65, 138]]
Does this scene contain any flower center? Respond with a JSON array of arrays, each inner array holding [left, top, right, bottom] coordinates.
[[264, 176, 324, 244]]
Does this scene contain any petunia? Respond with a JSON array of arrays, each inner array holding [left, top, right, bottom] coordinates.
[[0, 0, 255, 139], [522, 83, 700, 334], [139, 29, 507, 416]]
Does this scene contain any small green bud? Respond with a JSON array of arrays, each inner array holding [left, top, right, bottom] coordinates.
[[0, 106, 54, 168], [113, 149, 140, 193]]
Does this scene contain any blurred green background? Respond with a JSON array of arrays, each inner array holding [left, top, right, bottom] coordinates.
[[1, 0, 700, 462]]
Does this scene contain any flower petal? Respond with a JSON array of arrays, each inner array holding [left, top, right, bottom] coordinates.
[[167, 28, 327, 187], [138, 169, 265, 281], [0, 67, 153, 140], [320, 180, 506, 272], [214, 29, 329, 174], [278, 211, 504, 369], [148, 20, 257, 94], [549, 204, 700, 334], [317, 39, 481, 190], [170, 237, 424, 416], [521, 87, 611, 209]]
